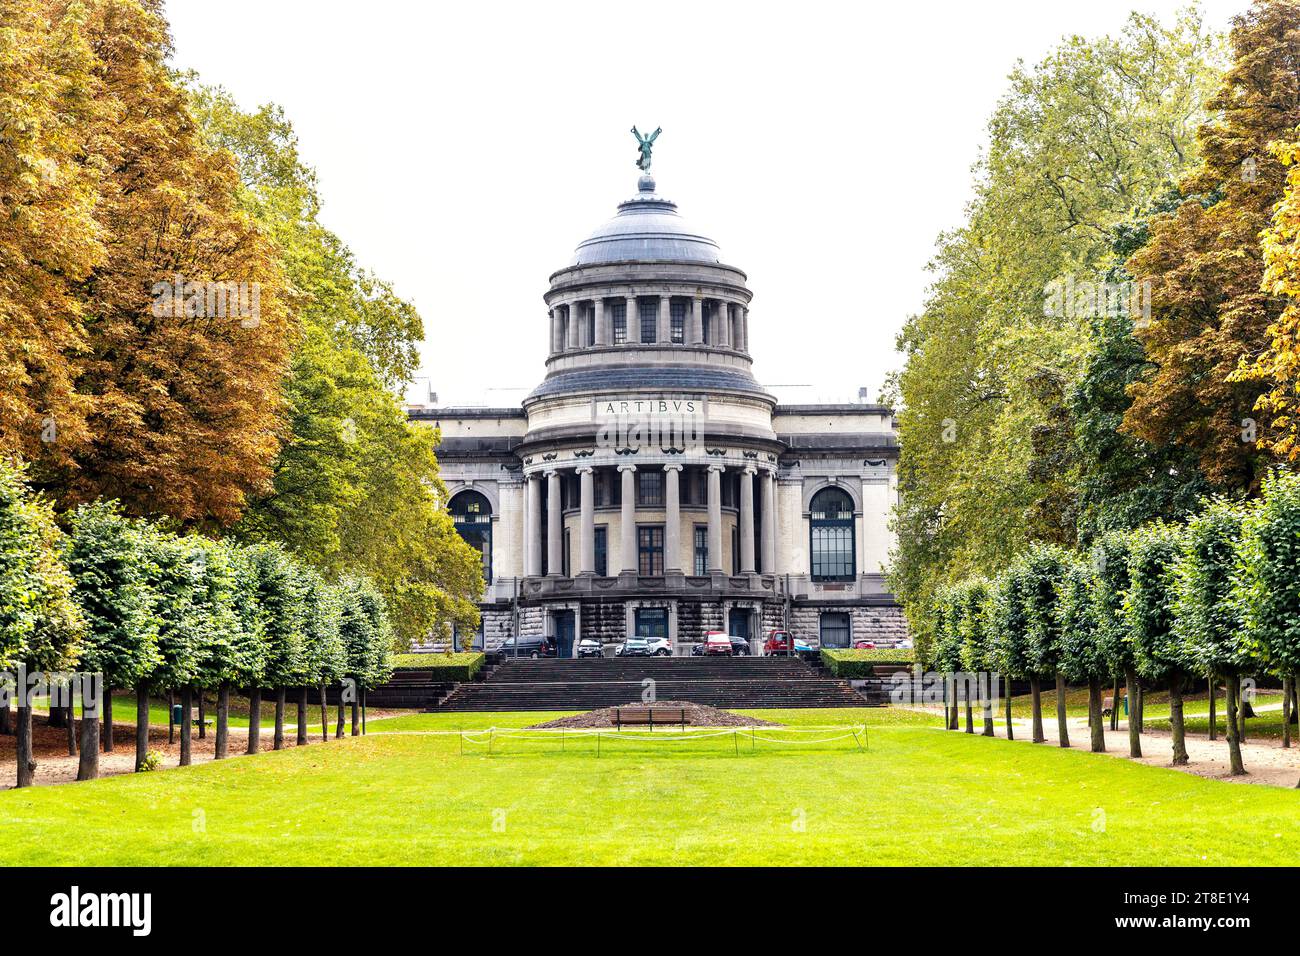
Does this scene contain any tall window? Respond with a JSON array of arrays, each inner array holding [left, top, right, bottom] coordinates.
[[450, 490, 492, 583], [639, 299, 658, 343], [595, 526, 608, 576], [638, 526, 664, 576], [612, 301, 627, 344], [693, 525, 708, 575], [670, 300, 685, 343], [638, 470, 663, 506], [810, 487, 855, 581], [820, 612, 851, 648]]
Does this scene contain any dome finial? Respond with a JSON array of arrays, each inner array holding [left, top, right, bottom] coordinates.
[[630, 125, 662, 173]]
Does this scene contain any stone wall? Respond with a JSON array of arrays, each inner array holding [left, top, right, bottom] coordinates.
[[787, 603, 908, 647]]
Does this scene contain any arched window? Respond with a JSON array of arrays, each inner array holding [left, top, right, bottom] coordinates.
[[809, 487, 855, 581], [450, 490, 493, 584]]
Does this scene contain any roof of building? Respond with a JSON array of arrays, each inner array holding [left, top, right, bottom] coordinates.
[[569, 174, 723, 267], [525, 365, 770, 402]]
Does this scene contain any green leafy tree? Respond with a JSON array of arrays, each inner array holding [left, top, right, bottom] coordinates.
[[955, 578, 996, 736], [987, 565, 1034, 740], [1088, 531, 1143, 755], [1056, 557, 1108, 752], [1022, 544, 1074, 747], [246, 543, 308, 751]]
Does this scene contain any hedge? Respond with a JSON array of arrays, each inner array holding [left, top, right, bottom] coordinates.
[[390, 652, 485, 681], [821, 647, 914, 677]]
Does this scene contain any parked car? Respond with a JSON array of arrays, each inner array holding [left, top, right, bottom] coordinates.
[[728, 635, 752, 656], [577, 639, 603, 658], [616, 638, 652, 657], [853, 640, 876, 650], [702, 632, 733, 656], [646, 637, 672, 656], [499, 635, 557, 658], [762, 630, 812, 655]]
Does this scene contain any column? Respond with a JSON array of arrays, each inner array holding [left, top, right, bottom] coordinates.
[[761, 469, 776, 573], [664, 464, 682, 572], [736, 306, 748, 352], [550, 310, 563, 354], [567, 302, 582, 349], [577, 466, 595, 575], [692, 295, 705, 344], [715, 301, 730, 348], [546, 469, 563, 576], [625, 295, 640, 344], [593, 298, 607, 346], [619, 464, 637, 574], [658, 295, 671, 343], [525, 473, 542, 576], [707, 464, 724, 573], [739, 465, 756, 573]]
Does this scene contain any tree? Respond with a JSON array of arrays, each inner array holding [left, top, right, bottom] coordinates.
[[927, 587, 963, 731], [955, 579, 996, 736], [987, 566, 1034, 740], [1124, 0, 1300, 492], [185, 537, 251, 761], [297, 565, 344, 745], [64, 501, 161, 778], [222, 544, 267, 759], [1022, 545, 1073, 747], [1175, 497, 1256, 774], [1235, 470, 1300, 785], [1056, 556, 1108, 752], [1126, 521, 1194, 764], [1089, 532, 1143, 756], [247, 544, 307, 751]]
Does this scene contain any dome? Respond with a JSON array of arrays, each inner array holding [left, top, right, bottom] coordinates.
[[570, 175, 722, 266]]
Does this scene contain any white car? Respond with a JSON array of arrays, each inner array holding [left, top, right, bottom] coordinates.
[[646, 637, 671, 656]]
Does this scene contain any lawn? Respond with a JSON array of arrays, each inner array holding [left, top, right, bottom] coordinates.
[[1, 706, 1296, 866]]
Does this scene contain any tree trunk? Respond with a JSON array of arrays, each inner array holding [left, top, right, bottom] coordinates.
[[0, 700, 10, 736], [1110, 675, 1120, 732], [246, 687, 261, 755], [1004, 681, 1014, 740], [336, 699, 345, 739], [1207, 673, 1217, 740], [214, 683, 229, 760], [320, 686, 328, 742], [964, 677, 974, 734], [1088, 677, 1105, 753], [1125, 668, 1141, 758], [1055, 673, 1069, 748], [351, 695, 359, 736], [362, 689, 367, 734], [273, 687, 286, 750], [102, 684, 113, 752], [179, 687, 192, 767], [1283, 675, 1293, 749], [981, 673, 995, 737], [135, 686, 149, 771], [167, 689, 174, 744], [64, 700, 76, 755], [1030, 677, 1045, 742], [941, 678, 950, 730], [1225, 674, 1246, 776], [15, 703, 33, 788], [197, 690, 206, 740], [77, 694, 99, 780], [297, 687, 308, 746], [1238, 686, 1248, 743], [1169, 673, 1189, 766]]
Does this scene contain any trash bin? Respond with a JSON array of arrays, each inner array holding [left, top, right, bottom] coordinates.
[[171, 703, 183, 725]]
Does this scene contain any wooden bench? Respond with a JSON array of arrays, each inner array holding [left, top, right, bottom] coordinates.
[[614, 706, 688, 731], [1102, 691, 1127, 717]]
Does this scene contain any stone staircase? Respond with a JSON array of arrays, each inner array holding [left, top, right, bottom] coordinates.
[[430, 656, 873, 712]]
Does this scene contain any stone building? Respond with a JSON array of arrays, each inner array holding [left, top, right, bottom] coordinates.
[[410, 165, 906, 653]]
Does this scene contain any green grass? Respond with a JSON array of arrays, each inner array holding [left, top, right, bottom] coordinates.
[[2, 706, 1298, 866]]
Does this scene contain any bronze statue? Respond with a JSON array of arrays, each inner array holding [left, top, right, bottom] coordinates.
[[631, 126, 661, 172]]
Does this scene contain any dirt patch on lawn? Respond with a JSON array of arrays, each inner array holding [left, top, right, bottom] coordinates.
[[527, 702, 783, 730]]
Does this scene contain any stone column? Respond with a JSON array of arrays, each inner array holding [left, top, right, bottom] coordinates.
[[593, 298, 607, 346], [692, 295, 705, 344], [658, 295, 671, 343], [736, 306, 748, 352], [626, 295, 640, 344], [546, 469, 563, 576], [567, 302, 583, 349], [525, 473, 542, 576], [664, 464, 682, 572], [619, 464, 637, 574], [715, 301, 730, 348], [577, 466, 595, 575], [550, 310, 563, 354], [707, 464, 724, 573], [761, 469, 776, 573], [739, 465, 756, 573]]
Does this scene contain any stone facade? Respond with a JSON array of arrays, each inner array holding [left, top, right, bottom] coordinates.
[[412, 167, 906, 653]]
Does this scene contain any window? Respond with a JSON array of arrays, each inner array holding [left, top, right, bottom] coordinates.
[[670, 300, 685, 343], [820, 613, 851, 648], [638, 526, 664, 576], [639, 299, 657, 343], [450, 490, 492, 584], [810, 487, 855, 580], [693, 525, 708, 575], [595, 526, 608, 576], [612, 301, 627, 344], [638, 470, 663, 506], [635, 608, 668, 638]]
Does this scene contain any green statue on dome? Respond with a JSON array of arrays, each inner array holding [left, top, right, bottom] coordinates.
[[631, 125, 661, 173]]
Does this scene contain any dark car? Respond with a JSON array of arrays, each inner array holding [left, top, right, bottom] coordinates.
[[728, 635, 752, 656], [498, 635, 557, 658]]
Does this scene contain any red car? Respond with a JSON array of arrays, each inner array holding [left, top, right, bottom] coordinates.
[[763, 629, 796, 655], [702, 632, 733, 655], [853, 640, 876, 650]]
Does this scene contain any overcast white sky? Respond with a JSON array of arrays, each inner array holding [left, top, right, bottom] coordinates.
[[166, 0, 1243, 407]]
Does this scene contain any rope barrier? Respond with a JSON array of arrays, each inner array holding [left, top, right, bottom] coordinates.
[[426, 723, 872, 754]]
